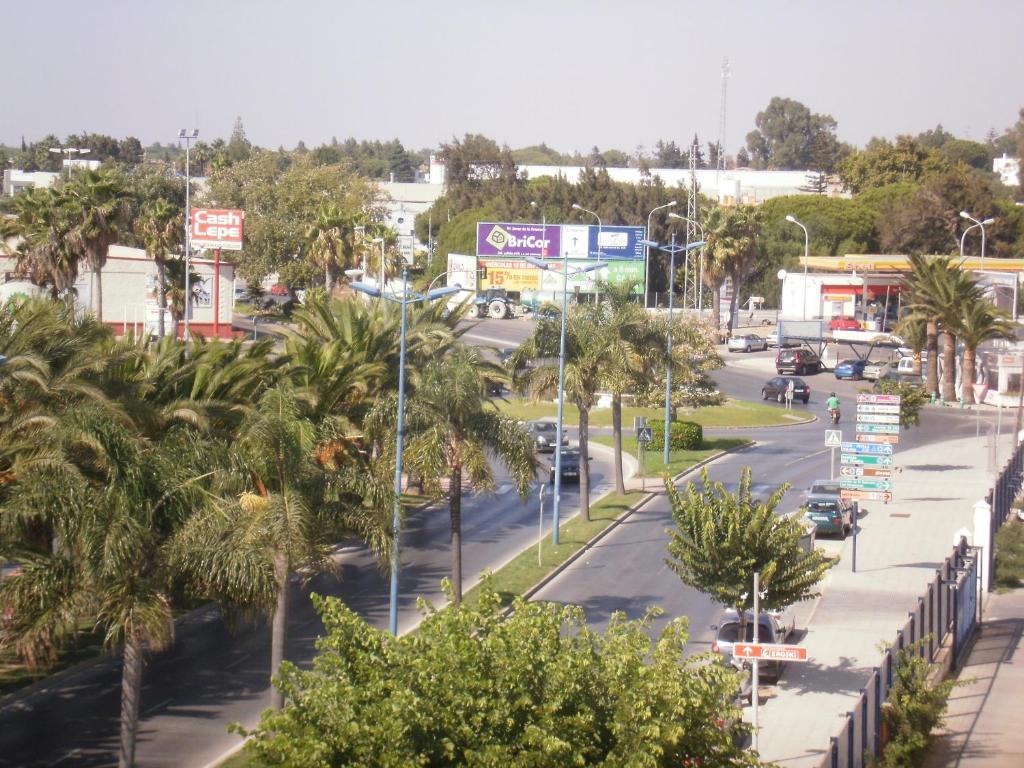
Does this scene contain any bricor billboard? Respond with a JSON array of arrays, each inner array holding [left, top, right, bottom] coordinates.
[[477, 222, 644, 259], [190, 209, 244, 251], [477, 223, 559, 258]]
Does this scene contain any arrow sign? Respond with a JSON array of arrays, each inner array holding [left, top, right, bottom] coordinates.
[[856, 413, 901, 424], [857, 394, 901, 404], [842, 489, 893, 502], [857, 404, 901, 415], [856, 433, 900, 445], [841, 454, 893, 466], [733, 643, 808, 662], [840, 466, 893, 478], [841, 442, 894, 455], [857, 423, 901, 434], [841, 478, 893, 490], [825, 429, 842, 447]]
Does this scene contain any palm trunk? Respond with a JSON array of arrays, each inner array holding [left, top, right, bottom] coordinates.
[[578, 399, 591, 522], [712, 282, 723, 330], [963, 346, 977, 406], [942, 331, 957, 403], [449, 462, 463, 603], [270, 552, 289, 709], [325, 261, 333, 295], [93, 264, 104, 323], [118, 635, 143, 768], [911, 350, 923, 377], [611, 393, 626, 495], [925, 318, 939, 397], [156, 260, 167, 339]]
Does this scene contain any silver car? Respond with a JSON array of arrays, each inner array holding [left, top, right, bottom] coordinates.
[[727, 333, 768, 353], [711, 609, 797, 682], [526, 421, 568, 454]]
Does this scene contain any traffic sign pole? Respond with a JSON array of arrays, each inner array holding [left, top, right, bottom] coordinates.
[[752, 571, 760, 753], [852, 501, 858, 573], [831, 445, 835, 481]]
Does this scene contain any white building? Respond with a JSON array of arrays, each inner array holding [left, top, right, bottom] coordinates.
[[993, 154, 1020, 187], [2, 169, 59, 196]]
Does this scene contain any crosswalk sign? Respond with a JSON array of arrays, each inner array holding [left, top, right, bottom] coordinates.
[[637, 427, 653, 444], [824, 429, 842, 447]]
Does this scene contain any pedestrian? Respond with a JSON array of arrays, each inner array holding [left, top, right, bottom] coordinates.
[[785, 379, 795, 410]]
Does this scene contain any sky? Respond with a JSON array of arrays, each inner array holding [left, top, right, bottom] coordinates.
[[4, 0, 1023, 158]]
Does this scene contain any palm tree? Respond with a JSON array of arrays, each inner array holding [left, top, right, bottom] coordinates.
[[64, 168, 132, 322], [401, 345, 536, 602], [135, 199, 182, 338], [705, 206, 763, 332], [1, 187, 79, 298], [305, 203, 348, 294], [698, 206, 734, 330], [904, 255, 948, 398], [933, 268, 983, 403], [952, 301, 1015, 406], [893, 315, 928, 376]]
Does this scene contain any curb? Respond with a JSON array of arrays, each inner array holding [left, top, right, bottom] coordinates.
[[514, 440, 756, 605]]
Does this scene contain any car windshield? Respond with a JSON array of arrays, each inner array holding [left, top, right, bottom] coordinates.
[[534, 423, 556, 434], [810, 482, 840, 495], [718, 621, 771, 643]]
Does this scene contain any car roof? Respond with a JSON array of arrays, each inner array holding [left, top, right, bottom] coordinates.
[[806, 492, 844, 504]]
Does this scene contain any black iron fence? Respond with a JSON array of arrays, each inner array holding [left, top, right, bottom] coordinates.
[[820, 541, 980, 768], [987, 438, 1024, 589]]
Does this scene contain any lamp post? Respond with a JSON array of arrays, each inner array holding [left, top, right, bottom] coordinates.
[[349, 272, 462, 635], [178, 129, 199, 341], [959, 211, 995, 270], [785, 215, 810, 320], [645, 201, 677, 308], [572, 204, 603, 301], [525, 254, 608, 545], [669, 213, 705, 309], [640, 237, 706, 464], [373, 237, 386, 288], [47, 146, 90, 178]]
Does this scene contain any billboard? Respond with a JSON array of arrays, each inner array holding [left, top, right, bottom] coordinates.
[[591, 225, 645, 260], [477, 223, 559, 258], [478, 257, 644, 293], [190, 208, 244, 251], [479, 259, 543, 291], [446, 253, 478, 291]]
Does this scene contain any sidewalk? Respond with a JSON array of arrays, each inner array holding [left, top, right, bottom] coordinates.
[[753, 429, 1019, 767], [923, 588, 1024, 767]]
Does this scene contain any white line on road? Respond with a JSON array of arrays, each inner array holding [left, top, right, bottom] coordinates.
[[47, 749, 81, 767], [143, 697, 173, 716], [784, 448, 829, 467], [224, 653, 251, 670], [460, 331, 518, 347]]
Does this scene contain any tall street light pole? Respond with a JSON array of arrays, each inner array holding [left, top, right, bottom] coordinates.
[[785, 215, 810, 320], [959, 211, 995, 270], [525, 254, 608, 545], [669, 213, 705, 309], [572, 203, 602, 300], [349, 272, 462, 635], [645, 201, 677, 308], [179, 129, 199, 341], [640, 237, 706, 464], [373, 237, 386, 288], [48, 146, 90, 179]]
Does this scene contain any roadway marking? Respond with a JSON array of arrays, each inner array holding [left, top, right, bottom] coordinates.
[[224, 653, 251, 670], [495, 483, 513, 495], [784, 448, 829, 467], [143, 697, 173, 715], [460, 331, 518, 347], [47, 749, 81, 766]]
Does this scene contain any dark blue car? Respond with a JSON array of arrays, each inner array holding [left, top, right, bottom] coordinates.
[[833, 359, 867, 380]]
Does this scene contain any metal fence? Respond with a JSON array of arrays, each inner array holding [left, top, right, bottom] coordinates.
[[988, 437, 1024, 589], [820, 541, 980, 768]]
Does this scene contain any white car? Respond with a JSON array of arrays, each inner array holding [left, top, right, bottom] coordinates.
[[727, 334, 768, 353]]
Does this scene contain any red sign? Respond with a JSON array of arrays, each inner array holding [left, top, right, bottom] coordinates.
[[733, 643, 808, 662], [857, 394, 901, 405], [841, 489, 892, 502], [856, 434, 900, 445], [190, 208, 244, 251]]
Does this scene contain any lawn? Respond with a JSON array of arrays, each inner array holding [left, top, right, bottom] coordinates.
[[591, 435, 749, 478], [995, 517, 1024, 592], [490, 396, 812, 428]]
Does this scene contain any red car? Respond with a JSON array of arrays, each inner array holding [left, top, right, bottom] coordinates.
[[270, 284, 290, 297], [829, 316, 860, 331]]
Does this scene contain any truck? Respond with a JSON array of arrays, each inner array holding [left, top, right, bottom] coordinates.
[[473, 288, 518, 320]]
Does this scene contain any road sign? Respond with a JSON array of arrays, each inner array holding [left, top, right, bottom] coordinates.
[[857, 394, 901, 405], [840, 466, 893, 478], [841, 489, 893, 502], [856, 433, 900, 445], [856, 423, 901, 434], [824, 429, 842, 447], [841, 453, 893, 466], [856, 404, 901, 415], [637, 427, 653, 444], [856, 413, 901, 424], [733, 643, 808, 662], [841, 478, 893, 491], [841, 442, 893, 455]]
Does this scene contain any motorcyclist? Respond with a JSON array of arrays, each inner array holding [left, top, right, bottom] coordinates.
[[826, 392, 841, 422]]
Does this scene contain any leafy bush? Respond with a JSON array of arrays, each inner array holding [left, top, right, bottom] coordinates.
[[651, 419, 703, 450]]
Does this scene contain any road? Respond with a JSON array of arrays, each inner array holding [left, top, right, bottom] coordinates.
[[1, 319, 1003, 766]]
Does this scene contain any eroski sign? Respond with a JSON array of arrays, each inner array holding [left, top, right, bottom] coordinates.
[[190, 208, 245, 251]]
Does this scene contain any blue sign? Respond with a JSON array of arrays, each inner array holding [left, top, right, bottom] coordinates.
[[840, 442, 894, 455], [589, 225, 645, 260]]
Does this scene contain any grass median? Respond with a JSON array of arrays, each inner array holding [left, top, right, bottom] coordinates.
[[490, 397, 812, 428], [591, 435, 750, 478]]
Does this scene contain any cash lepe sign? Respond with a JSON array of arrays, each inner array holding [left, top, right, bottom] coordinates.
[[840, 394, 901, 503], [190, 209, 244, 251]]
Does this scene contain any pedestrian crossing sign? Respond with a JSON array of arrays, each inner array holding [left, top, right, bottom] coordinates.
[[825, 429, 842, 447]]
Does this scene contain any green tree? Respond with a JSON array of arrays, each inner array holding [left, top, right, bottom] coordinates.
[[401, 346, 536, 602], [238, 582, 758, 767], [666, 466, 836, 639], [0, 187, 78, 298], [703, 205, 764, 330], [952, 300, 1015, 406], [134, 198, 182, 338], [904, 255, 948, 397], [839, 136, 950, 194], [745, 96, 846, 171]]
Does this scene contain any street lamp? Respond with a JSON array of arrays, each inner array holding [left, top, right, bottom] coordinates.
[[524, 254, 608, 545], [178, 128, 199, 341], [48, 146, 90, 178], [639, 237, 706, 464], [669, 213, 706, 310], [785, 215, 810, 320], [571, 203, 602, 259], [349, 271, 462, 636], [959, 211, 995, 270], [645, 201, 677, 308]]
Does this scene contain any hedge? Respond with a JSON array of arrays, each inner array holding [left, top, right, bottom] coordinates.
[[649, 420, 703, 450]]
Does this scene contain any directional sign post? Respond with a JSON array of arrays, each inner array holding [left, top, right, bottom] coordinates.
[[733, 643, 809, 662], [843, 393, 901, 505], [636, 427, 652, 492]]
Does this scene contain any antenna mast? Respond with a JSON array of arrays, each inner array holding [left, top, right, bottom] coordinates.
[[717, 57, 730, 176]]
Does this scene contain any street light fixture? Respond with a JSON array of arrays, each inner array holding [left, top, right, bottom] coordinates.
[[48, 146, 90, 178], [349, 272, 462, 636], [959, 211, 995, 270], [785, 215, 810, 320], [639, 237, 706, 464], [523, 254, 608, 546], [178, 128, 199, 341], [669, 213, 706, 311], [572, 203, 602, 259], [645, 201, 677, 308]]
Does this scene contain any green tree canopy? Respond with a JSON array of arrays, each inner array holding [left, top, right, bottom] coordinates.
[[744, 96, 848, 171]]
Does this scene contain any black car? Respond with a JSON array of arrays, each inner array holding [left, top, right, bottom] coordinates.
[[776, 348, 821, 375], [549, 448, 581, 483], [527, 421, 567, 453], [761, 376, 810, 404]]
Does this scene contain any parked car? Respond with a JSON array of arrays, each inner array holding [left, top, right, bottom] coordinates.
[[829, 316, 861, 331], [727, 333, 769, 353], [833, 358, 867, 380], [270, 283, 290, 297], [806, 478, 842, 498], [862, 360, 892, 381], [711, 609, 797, 683], [761, 376, 810, 404], [873, 368, 924, 391], [766, 331, 798, 349], [776, 348, 820, 375], [801, 494, 855, 539], [549, 448, 582, 483], [527, 421, 567, 453]]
